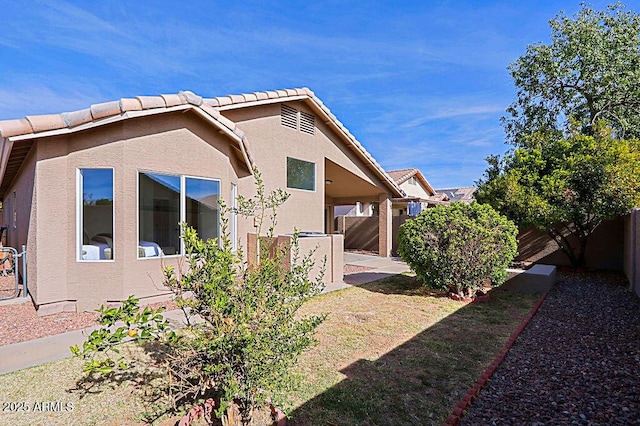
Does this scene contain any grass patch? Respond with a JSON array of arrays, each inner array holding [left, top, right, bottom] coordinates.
[[0, 275, 539, 425], [287, 275, 540, 425]]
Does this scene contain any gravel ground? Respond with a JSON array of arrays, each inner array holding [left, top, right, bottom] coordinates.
[[0, 263, 367, 347], [343, 264, 375, 275], [0, 298, 178, 347], [461, 271, 640, 425]]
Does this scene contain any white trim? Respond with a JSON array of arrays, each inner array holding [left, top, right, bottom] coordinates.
[[137, 170, 222, 259], [77, 167, 115, 263], [231, 182, 238, 252], [184, 174, 222, 249], [137, 170, 181, 260]]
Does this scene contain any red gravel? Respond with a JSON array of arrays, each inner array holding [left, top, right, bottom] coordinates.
[[343, 264, 375, 275], [461, 271, 640, 425], [0, 262, 370, 347], [0, 298, 178, 347]]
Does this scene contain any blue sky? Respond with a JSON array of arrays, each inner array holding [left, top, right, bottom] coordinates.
[[2, 1, 638, 188]]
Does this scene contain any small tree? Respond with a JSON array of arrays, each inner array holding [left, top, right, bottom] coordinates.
[[72, 169, 326, 425], [397, 202, 518, 298], [477, 127, 640, 268], [163, 170, 326, 424]]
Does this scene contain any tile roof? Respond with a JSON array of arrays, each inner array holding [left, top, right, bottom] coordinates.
[[0, 91, 238, 139], [0, 91, 256, 196], [0, 88, 404, 198], [387, 168, 436, 196], [387, 168, 418, 185], [202, 88, 404, 197], [435, 187, 476, 204]]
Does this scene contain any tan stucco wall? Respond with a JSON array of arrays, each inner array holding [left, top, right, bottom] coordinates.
[[623, 210, 640, 297], [399, 180, 431, 199], [27, 112, 244, 311], [516, 219, 624, 271], [3, 143, 37, 300], [222, 101, 389, 237]]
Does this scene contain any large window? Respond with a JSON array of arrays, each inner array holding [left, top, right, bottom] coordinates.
[[139, 172, 181, 256], [287, 157, 315, 191], [138, 172, 220, 257], [79, 168, 114, 261], [186, 177, 219, 242]]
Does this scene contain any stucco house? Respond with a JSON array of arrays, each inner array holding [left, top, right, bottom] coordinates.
[[387, 168, 449, 215], [335, 168, 446, 218], [0, 88, 405, 314]]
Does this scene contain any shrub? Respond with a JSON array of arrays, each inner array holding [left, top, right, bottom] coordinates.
[[162, 169, 326, 423], [397, 202, 518, 298], [72, 169, 326, 425]]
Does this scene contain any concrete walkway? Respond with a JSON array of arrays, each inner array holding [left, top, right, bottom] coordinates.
[[323, 252, 411, 292], [0, 253, 409, 375]]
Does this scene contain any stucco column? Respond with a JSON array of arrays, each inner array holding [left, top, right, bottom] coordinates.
[[378, 193, 392, 257]]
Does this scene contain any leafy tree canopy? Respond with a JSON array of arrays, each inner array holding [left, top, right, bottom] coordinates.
[[505, 2, 640, 145], [476, 126, 640, 267]]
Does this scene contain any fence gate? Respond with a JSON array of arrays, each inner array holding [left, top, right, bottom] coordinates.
[[0, 246, 27, 300]]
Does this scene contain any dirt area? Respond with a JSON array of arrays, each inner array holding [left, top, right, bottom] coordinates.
[[0, 297, 177, 347], [0, 273, 19, 299], [0, 261, 374, 347], [344, 249, 379, 256], [343, 264, 375, 275]]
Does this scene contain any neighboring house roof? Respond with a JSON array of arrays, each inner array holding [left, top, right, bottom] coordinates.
[[0, 87, 404, 199], [387, 168, 436, 196], [436, 187, 476, 204]]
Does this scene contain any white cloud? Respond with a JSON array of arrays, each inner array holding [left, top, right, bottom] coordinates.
[[402, 105, 505, 128]]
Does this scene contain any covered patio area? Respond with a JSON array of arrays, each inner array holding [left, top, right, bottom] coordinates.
[[324, 158, 401, 257]]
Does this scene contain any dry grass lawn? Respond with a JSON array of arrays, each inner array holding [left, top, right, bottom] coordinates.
[[0, 274, 540, 425]]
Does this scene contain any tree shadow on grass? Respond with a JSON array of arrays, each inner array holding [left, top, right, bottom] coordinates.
[[353, 273, 449, 298], [288, 281, 540, 426], [67, 340, 174, 423]]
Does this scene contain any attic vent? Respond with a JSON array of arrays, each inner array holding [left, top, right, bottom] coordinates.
[[281, 105, 298, 129], [300, 111, 315, 135]]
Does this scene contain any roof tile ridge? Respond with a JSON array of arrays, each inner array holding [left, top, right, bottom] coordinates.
[[119, 98, 143, 112], [90, 100, 121, 120], [180, 90, 204, 106], [135, 95, 166, 110], [160, 94, 185, 108], [62, 108, 93, 128], [0, 118, 35, 138], [25, 114, 67, 134]]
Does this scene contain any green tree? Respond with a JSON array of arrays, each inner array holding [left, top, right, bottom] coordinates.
[[477, 127, 640, 268], [397, 202, 518, 298], [505, 3, 640, 145]]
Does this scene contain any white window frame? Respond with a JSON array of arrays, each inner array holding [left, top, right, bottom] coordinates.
[[230, 182, 238, 252], [77, 168, 115, 263], [286, 157, 316, 192], [183, 175, 222, 252], [137, 170, 221, 259]]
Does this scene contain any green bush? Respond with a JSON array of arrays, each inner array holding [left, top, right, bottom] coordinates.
[[397, 202, 518, 298]]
